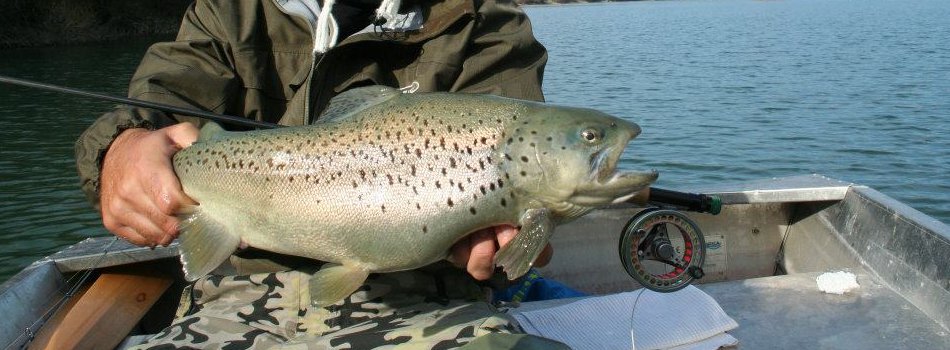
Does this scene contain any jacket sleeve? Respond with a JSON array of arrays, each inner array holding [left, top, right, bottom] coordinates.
[[451, 0, 548, 102], [74, 0, 239, 209]]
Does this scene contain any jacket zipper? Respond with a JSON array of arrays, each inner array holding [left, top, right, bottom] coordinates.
[[271, 0, 319, 126]]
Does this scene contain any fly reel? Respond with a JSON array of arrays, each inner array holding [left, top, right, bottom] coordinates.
[[619, 208, 706, 292]]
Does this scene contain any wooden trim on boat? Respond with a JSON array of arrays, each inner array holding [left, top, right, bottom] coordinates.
[[28, 270, 172, 350]]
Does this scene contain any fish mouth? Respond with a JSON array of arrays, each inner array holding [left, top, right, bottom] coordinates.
[[579, 144, 658, 205]]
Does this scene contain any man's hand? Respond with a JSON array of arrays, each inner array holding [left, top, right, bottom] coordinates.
[[99, 123, 199, 247], [450, 225, 553, 280]]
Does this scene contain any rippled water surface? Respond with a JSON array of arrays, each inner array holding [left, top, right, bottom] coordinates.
[[1, 0, 948, 281]]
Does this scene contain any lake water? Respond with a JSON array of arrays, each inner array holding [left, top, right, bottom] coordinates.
[[1, 0, 948, 282]]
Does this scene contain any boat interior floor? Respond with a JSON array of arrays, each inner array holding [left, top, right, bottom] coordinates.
[[519, 271, 949, 349]]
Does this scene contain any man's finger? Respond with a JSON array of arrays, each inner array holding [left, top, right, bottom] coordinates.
[[494, 225, 518, 246], [116, 208, 169, 246], [115, 225, 151, 246], [534, 244, 553, 267], [165, 122, 200, 149], [466, 229, 497, 281]]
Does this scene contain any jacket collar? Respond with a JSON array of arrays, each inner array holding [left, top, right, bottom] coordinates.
[[274, 0, 475, 46]]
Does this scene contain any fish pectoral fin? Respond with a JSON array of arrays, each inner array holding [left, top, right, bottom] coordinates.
[[495, 208, 554, 280], [309, 263, 370, 307], [177, 206, 240, 281]]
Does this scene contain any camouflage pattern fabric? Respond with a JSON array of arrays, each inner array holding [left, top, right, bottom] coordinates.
[[133, 266, 567, 349]]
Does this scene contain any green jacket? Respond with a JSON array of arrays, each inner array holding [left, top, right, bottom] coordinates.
[[75, 0, 547, 208]]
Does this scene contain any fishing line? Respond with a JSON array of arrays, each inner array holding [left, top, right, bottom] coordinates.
[[629, 287, 647, 350], [15, 237, 119, 349]]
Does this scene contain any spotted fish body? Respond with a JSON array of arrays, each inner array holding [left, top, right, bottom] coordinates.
[[174, 86, 657, 306]]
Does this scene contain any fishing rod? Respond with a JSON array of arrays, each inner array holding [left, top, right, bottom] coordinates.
[[0, 75, 720, 212], [0, 75, 280, 129]]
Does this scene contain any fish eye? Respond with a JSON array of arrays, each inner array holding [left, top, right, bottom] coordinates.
[[580, 128, 601, 143]]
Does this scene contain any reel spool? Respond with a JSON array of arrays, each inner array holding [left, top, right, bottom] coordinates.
[[619, 208, 706, 292]]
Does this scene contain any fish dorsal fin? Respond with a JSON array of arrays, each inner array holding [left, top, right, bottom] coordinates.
[[197, 122, 231, 142], [316, 85, 401, 123]]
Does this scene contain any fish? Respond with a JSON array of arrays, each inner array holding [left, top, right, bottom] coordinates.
[[173, 86, 658, 306]]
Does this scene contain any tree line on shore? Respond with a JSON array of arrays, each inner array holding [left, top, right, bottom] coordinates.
[[0, 0, 628, 48]]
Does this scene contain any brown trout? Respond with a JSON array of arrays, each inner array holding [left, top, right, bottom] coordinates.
[[174, 86, 657, 306]]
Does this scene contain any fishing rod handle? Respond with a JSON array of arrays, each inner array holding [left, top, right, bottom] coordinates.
[[647, 187, 722, 215]]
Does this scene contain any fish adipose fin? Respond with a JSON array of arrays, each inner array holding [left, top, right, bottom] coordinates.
[[309, 263, 370, 307], [197, 122, 231, 142], [495, 208, 554, 280], [316, 85, 400, 123], [177, 205, 241, 281]]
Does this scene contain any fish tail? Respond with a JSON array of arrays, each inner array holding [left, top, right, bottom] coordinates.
[[178, 205, 240, 281]]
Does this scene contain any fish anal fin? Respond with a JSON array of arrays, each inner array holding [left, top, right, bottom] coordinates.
[[309, 263, 370, 307], [177, 205, 240, 281], [494, 208, 554, 280]]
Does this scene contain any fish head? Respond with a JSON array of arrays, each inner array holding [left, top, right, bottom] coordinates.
[[504, 105, 658, 218]]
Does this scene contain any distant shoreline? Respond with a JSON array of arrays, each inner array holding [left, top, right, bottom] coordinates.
[[0, 0, 638, 48]]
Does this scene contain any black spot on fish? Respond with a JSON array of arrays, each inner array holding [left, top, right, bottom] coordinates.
[[410, 164, 417, 176], [520, 171, 527, 176], [470, 207, 477, 215], [381, 205, 386, 213], [435, 181, 442, 189], [498, 179, 504, 188], [447, 198, 454, 207], [289, 176, 294, 182], [480, 186, 487, 195], [520, 156, 529, 162], [422, 225, 428, 233], [450, 158, 457, 168], [458, 183, 465, 192], [501, 198, 507, 207]]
